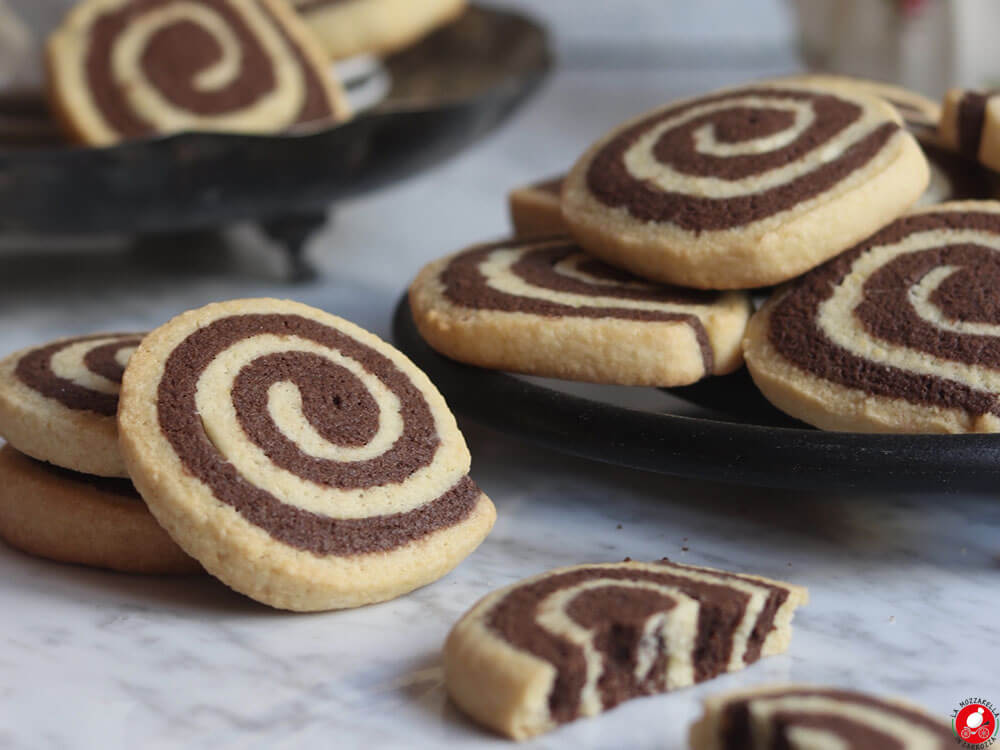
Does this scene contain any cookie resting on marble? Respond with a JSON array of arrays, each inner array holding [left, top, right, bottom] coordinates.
[[444, 559, 807, 740], [117, 298, 495, 611], [0, 445, 200, 574], [0, 331, 143, 477], [689, 684, 954, 749], [409, 236, 752, 385], [561, 81, 929, 289]]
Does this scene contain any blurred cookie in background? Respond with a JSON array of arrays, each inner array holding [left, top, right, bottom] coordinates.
[[290, 0, 467, 61]]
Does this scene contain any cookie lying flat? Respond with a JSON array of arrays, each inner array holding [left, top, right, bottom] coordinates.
[[0, 332, 142, 476], [0, 445, 199, 574], [118, 298, 495, 611], [745, 201, 1000, 433], [289, 0, 466, 60], [409, 237, 752, 386], [939, 89, 1000, 173], [47, 0, 350, 145], [562, 82, 929, 289], [509, 176, 566, 237], [444, 559, 807, 740], [689, 685, 953, 749]]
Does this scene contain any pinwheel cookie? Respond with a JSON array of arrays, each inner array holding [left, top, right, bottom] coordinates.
[[690, 685, 953, 749], [0, 445, 199, 574], [939, 89, 1000, 173], [562, 81, 929, 289], [118, 298, 495, 611], [46, 0, 350, 145], [289, 0, 466, 60], [508, 176, 567, 237], [409, 237, 752, 386], [0, 332, 143, 476], [444, 559, 807, 740], [745, 201, 1000, 433]]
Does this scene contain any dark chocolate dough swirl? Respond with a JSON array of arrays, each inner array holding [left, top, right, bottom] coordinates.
[[15, 333, 143, 416], [768, 209, 1000, 418], [80, 0, 334, 138], [440, 238, 721, 373], [585, 87, 901, 231], [155, 313, 479, 555]]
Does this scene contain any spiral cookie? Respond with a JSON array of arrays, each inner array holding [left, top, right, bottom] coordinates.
[[939, 88, 1000, 174], [118, 298, 495, 611], [562, 82, 929, 289], [409, 237, 752, 386], [47, 0, 350, 146], [689, 685, 952, 749], [508, 176, 567, 237], [444, 559, 807, 740], [0, 332, 143, 476], [0, 446, 199, 574], [289, 0, 466, 60], [744, 201, 1000, 433]]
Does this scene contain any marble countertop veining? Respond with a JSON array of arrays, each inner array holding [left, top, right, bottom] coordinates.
[[1, 66, 998, 750]]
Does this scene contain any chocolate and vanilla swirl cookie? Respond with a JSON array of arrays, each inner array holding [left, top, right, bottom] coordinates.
[[117, 299, 495, 611], [46, 0, 350, 145], [409, 237, 752, 386], [939, 88, 1000, 174], [0, 446, 199, 574], [444, 559, 807, 740], [0, 332, 143, 476], [508, 176, 567, 237], [690, 685, 952, 749], [562, 82, 929, 289], [289, 0, 466, 60], [745, 201, 1000, 433]]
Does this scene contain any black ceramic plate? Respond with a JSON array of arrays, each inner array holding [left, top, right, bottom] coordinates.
[[0, 5, 550, 235], [392, 296, 1000, 493]]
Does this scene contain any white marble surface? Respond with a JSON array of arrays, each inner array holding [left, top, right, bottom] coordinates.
[[2, 62, 999, 750]]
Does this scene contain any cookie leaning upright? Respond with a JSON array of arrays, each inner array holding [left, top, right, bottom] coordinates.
[[0, 332, 143, 476], [744, 201, 1000, 433], [409, 237, 752, 386], [562, 81, 930, 289], [46, 0, 350, 146], [117, 298, 495, 611], [939, 89, 1000, 173]]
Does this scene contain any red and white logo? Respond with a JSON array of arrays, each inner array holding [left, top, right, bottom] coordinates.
[[953, 699, 998, 747]]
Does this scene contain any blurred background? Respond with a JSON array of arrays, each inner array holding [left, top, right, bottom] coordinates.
[[5, 0, 1000, 95], [1, 0, 998, 339]]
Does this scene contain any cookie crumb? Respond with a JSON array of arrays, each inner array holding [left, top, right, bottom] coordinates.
[[681, 546, 689, 552], [616, 524, 622, 530]]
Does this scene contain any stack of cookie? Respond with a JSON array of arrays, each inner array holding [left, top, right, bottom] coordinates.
[[410, 75, 1000, 435], [0, 299, 495, 610]]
